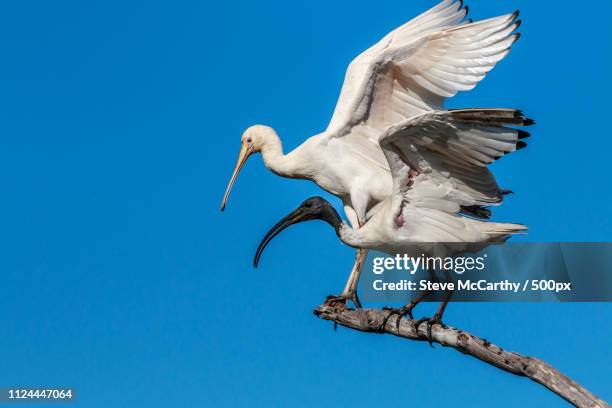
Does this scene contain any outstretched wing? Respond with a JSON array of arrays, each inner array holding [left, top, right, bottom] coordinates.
[[326, 0, 521, 142], [379, 108, 533, 211]]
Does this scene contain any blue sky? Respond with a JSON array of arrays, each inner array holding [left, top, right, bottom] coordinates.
[[0, 0, 610, 406]]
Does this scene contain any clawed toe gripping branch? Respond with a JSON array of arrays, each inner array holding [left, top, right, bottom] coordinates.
[[313, 303, 609, 408]]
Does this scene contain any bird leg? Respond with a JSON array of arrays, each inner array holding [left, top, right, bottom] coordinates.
[[345, 248, 367, 308], [325, 248, 368, 309], [379, 268, 437, 333], [325, 213, 368, 310], [414, 268, 454, 346]]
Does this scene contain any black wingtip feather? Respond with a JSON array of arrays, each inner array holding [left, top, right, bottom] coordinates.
[[517, 130, 530, 139], [460, 205, 492, 220], [516, 141, 528, 150], [514, 110, 535, 126]]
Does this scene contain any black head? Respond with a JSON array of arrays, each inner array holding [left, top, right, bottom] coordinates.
[[253, 196, 342, 268], [297, 196, 331, 214]]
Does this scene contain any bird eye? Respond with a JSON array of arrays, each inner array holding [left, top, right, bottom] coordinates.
[[305, 202, 312, 208], [247, 137, 252, 143]]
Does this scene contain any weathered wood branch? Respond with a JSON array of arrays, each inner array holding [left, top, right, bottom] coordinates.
[[314, 304, 609, 408]]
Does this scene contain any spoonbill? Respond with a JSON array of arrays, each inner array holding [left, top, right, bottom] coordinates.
[[221, 0, 523, 307], [253, 108, 531, 338]]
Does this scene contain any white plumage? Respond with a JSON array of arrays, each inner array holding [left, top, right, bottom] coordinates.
[[342, 109, 530, 254], [221, 0, 525, 306], [254, 109, 529, 261], [253, 109, 530, 332]]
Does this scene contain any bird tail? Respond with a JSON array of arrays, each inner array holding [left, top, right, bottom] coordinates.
[[483, 222, 528, 237]]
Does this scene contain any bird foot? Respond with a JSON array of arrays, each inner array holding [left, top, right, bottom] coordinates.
[[324, 291, 362, 310], [414, 314, 447, 347], [323, 293, 361, 331], [324, 294, 348, 310], [378, 303, 416, 333]]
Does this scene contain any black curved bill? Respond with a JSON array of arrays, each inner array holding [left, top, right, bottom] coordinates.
[[253, 208, 308, 268]]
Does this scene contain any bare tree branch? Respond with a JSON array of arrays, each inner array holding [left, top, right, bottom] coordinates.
[[314, 304, 609, 408]]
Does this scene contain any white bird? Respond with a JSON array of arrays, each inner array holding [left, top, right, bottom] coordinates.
[[221, 0, 523, 306], [253, 108, 531, 337]]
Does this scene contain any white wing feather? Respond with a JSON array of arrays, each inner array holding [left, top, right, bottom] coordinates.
[[360, 108, 532, 245], [379, 109, 533, 209], [326, 0, 521, 143]]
